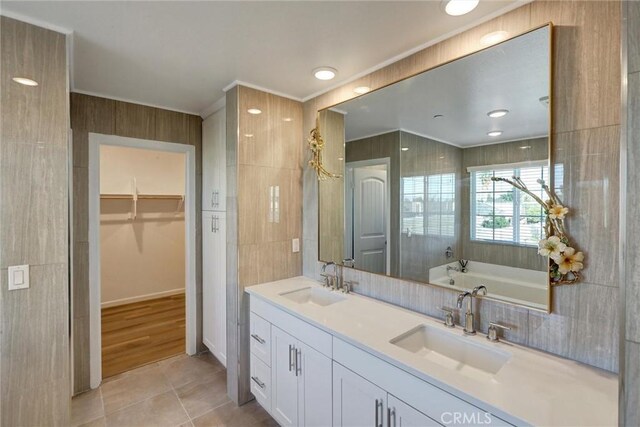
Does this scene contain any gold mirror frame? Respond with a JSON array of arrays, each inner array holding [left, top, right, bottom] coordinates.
[[313, 23, 585, 314]]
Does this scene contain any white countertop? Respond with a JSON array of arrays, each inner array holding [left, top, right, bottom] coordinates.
[[246, 276, 618, 427]]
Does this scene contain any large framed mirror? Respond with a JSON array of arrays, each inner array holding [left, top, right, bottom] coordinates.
[[317, 24, 553, 312]]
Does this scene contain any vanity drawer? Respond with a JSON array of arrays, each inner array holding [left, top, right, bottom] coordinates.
[[250, 353, 271, 412], [250, 312, 271, 366], [251, 295, 332, 358]]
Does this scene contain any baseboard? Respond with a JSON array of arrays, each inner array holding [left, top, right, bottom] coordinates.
[[101, 288, 185, 308]]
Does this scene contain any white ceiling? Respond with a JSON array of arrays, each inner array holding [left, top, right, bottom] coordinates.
[[339, 26, 549, 146], [1, 1, 525, 116]]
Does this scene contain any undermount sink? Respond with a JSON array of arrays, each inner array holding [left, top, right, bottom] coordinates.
[[279, 287, 346, 307], [390, 324, 511, 377]]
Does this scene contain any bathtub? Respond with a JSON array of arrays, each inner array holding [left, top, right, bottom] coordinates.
[[429, 261, 548, 310]]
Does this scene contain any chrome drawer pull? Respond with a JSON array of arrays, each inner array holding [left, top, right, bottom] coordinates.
[[251, 376, 265, 389], [251, 333, 265, 344]]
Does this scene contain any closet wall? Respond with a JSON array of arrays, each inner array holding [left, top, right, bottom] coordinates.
[[71, 93, 202, 394], [100, 145, 185, 306]]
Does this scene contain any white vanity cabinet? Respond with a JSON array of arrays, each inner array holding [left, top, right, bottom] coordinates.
[[333, 363, 439, 427], [250, 299, 333, 427]]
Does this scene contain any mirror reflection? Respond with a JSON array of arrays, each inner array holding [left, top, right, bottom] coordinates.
[[318, 26, 551, 311]]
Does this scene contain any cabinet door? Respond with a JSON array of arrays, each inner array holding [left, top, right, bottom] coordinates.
[[388, 395, 441, 427], [212, 213, 226, 365], [202, 211, 215, 352], [271, 326, 298, 427], [333, 362, 387, 427], [298, 342, 332, 427], [202, 107, 226, 211]]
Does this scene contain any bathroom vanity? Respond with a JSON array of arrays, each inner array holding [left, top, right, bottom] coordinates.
[[247, 277, 616, 427]]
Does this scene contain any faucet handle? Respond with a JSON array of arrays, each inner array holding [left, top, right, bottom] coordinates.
[[439, 307, 455, 328], [472, 285, 487, 297], [487, 322, 511, 342]]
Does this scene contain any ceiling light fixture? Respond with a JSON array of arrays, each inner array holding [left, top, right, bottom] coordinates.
[[338, 157, 344, 161], [401, 147, 409, 152], [480, 30, 510, 46], [247, 108, 262, 115], [487, 131, 503, 137], [520, 145, 532, 150], [353, 86, 371, 95], [442, 0, 479, 16], [12, 77, 38, 86], [244, 134, 254, 138], [487, 109, 509, 118], [283, 117, 293, 122], [313, 67, 337, 81]]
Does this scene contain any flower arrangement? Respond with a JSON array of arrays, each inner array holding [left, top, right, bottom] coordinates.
[[491, 175, 584, 285], [307, 124, 342, 181]]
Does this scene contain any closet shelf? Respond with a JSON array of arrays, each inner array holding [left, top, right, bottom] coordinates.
[[100, 194, 184, 200]]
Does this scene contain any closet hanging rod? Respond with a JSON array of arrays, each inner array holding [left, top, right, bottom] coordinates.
[[100, 194, 185, 200]]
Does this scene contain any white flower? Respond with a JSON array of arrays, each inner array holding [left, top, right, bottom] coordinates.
[[548, 205, 569, 220], [538, 235, 566, 257], [552, 247, 584, 274]]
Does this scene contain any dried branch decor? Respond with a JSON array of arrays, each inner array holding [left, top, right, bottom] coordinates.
[[491, 176, 584, 286], [307, 123, 342, 181]]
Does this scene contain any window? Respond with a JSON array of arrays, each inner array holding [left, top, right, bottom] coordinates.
[[470, 163, 548, 246], [402, 173, 455, 237]]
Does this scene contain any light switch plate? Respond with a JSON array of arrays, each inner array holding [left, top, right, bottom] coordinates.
[[292, 238, 300, 253], [8, 264, 29, 291]]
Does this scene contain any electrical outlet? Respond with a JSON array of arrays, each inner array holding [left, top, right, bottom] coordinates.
[[292, 238, 300, 253]]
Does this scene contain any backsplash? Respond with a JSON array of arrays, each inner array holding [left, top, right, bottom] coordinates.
[[302, 1, 621, 373]]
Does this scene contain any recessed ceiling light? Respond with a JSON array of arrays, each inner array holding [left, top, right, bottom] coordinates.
[[433, 114, 444, 119], [244, 134, 254, 138], [487, 131, 503, 137], [487, 109, 509, 118], [247, 108, 262, 115], [520, 145, 532, 150], [439, 156, 445, 159], [401, 147, 409, 152], [283, 117, 293, 122], [480, 31, 510, 46], [442, 0, 479, 16], [12, 77, 38, 86], [313, 67, 337, 81], [354, 86, 371, 95], [338, 157, 344, 161]]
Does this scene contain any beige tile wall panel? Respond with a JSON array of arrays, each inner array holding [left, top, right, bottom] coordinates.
[[114, 100, 157, 140], [70, 92, 203, 394], [229, 85, 303, 405], [156, 109, 189, 145], [318, 109, 345, 264], [625, 2, 640, 424], [0, 16, 70, 425], [303, 1, 622, 372], [531, 1, 620, 133]]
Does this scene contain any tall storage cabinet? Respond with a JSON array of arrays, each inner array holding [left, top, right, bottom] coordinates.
[[202, 107, 227, 366]]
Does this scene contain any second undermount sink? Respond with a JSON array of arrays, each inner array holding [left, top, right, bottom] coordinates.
[[279, 287, 346, 307], [390, 324, 511, 377]]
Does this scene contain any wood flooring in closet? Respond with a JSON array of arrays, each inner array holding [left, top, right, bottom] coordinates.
[[101, 293, 186, 378]]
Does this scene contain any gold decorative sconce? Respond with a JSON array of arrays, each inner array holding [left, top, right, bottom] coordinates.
[[307, 121, 342, 181]]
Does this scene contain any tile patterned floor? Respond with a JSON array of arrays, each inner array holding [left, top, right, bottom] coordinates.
[[72, 353, 277, 427]]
